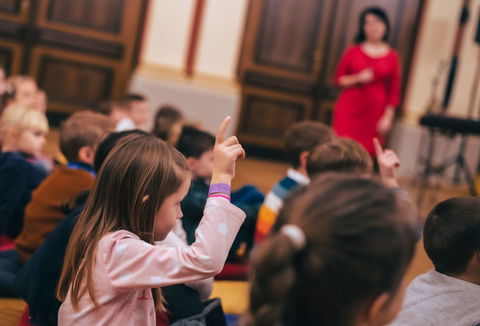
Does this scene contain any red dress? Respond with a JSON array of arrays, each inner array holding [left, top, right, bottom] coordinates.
[[332, 45, 401, 155]]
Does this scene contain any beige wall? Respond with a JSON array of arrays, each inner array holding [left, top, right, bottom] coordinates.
[[404, 0, 480, 122], [140, 0, 248, 80]]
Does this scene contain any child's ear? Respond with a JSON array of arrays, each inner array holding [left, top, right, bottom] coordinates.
[[185, 157, 197, 171], [367, 292, 390, 325], [366, 289, 405, 326], [78, 146, 95, 165], [299, 151, 309, 169]]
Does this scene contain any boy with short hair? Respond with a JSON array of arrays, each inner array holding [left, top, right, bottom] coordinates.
[[0, 110, 112, 296], [254, 121, 333, 242], [177, 126, 264, 261], [391, 197, 480, 326], [306, 137, 373, 178]]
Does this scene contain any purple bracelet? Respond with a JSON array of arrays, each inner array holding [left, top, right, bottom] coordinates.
[[209, 183, 231, 195]]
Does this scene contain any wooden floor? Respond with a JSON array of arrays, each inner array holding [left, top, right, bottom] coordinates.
[[0, 129, 472, 325]]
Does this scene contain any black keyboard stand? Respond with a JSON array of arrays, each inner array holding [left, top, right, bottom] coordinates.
[[417, 125, 478, 208]]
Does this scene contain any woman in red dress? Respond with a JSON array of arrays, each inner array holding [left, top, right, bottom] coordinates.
[[333, 7, 400, 155]]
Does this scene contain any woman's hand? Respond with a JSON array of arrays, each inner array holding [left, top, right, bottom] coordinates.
[[338, 68, 373, 87], [211, 117, 245, 185], [356, 68, 374, 84], [376, 106, 394, 136]]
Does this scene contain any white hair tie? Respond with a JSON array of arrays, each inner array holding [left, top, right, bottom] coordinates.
[[280, 224, 306, 250]]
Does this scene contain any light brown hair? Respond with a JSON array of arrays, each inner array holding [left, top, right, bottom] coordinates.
[[151, 105, 183, 142], [246, 174, 417, 326], [306, 137, 373, 177], [59, 111, 113, 162], [284, 121, 333, 168], [57, 133, 189, 310]]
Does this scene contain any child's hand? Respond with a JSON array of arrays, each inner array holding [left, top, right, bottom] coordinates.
[[211, 117, 245, 184], [373, 138, 400, 188]]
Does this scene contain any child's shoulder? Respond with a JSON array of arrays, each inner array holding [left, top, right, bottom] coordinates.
[[0, 151, 36, 174], [101, 230, 140, 242]]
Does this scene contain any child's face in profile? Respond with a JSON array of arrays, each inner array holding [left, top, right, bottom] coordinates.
[[16, 128, 46, 157], [189, 149, 214, 180], [129, 100, 150, 127], [153, 173, 191, 241], [16, 81, 38, 109]]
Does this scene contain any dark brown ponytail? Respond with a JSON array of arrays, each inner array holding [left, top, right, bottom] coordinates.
[[245, 174, 417, 326]]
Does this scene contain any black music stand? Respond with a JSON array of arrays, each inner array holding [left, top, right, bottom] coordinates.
[[416, 8, 480, 207], [417, 115, 479, 208], [417, 10, 480, 207]]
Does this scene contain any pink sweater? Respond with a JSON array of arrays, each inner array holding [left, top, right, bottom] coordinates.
[[58, 198, 245, 325]]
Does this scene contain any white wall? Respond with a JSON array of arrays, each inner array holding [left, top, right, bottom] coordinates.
[[142, 0, 195, 70], [196, 0, 249, 79], [140, 0, 249, 80], [404, 0, 480, 122]]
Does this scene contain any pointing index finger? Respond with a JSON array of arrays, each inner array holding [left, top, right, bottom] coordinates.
[[373, 138, 383, 157], [216, 116, 231, 144]]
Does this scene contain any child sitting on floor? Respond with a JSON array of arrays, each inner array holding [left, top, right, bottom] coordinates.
[[246, 174, 417, 326], [177, 125, 264, 262], [390, 197, 480, 326], [0, 105, 49, 241], [56, 117, 245, 325]]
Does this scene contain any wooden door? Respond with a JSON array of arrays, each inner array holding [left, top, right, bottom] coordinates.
[[0, 0, 30, 75], [237, 0, 335, 149], [237, 0, 423, 153], [0, 0, 148, 119]]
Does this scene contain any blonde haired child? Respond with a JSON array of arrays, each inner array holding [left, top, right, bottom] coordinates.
[[0, 104, 49, 243]]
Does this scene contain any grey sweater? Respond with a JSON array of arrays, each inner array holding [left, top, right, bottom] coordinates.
[[390, 270, 480, 326]]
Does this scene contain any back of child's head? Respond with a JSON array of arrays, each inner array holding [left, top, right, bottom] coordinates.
[[59, 111, 113, 163], [284, 121, 333, 168], [151, 105, 184, 143], [58, 133, 189, 310], [424, 197, 480, 276], [0, 104, 48, 146], [247, 174, 417, 326], [93, 129, 149, 172], [176, 125, 215, 159], [306, 137, 373, 178], [62, 130, 149, 214]]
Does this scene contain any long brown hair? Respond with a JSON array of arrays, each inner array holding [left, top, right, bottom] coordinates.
[[57, 133, 188, 310], [245, 174, 417, 326]]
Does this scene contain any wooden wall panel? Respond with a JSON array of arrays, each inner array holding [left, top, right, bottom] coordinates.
[[46, 0, 124, 34], [0, 39, 23, 75], [0, 0, 29, 23], [238, 87, 313, 148], [239, 0, 335, 82], [29, 46, 122, 114]]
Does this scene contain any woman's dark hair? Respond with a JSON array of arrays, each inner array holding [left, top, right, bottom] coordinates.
[[355, 7, 390, 43], [246, 174, 417, 326]]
